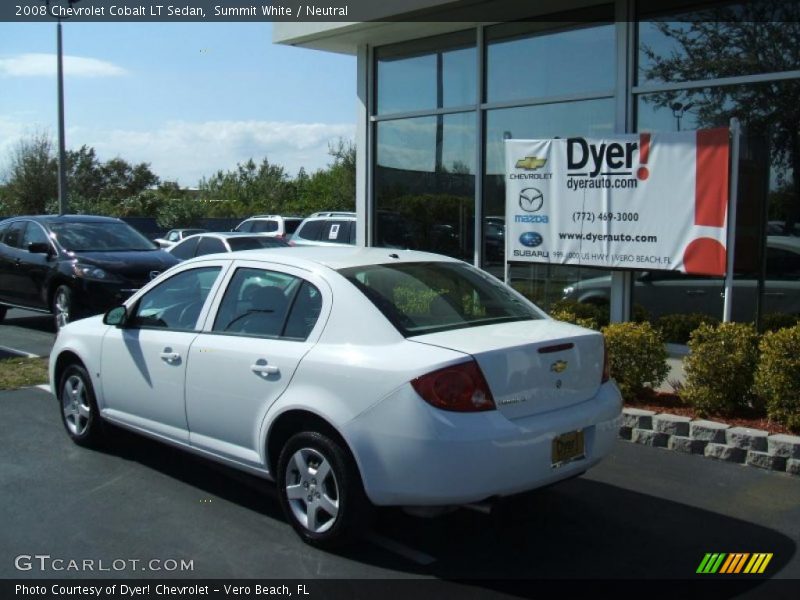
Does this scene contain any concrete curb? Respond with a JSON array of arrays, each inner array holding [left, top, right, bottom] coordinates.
[[620, 408, 800, 476]]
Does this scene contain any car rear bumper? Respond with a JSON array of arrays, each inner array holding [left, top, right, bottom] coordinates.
[[343, 381, 622, 506]]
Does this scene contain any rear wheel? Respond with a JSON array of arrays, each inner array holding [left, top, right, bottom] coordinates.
[[277, 431, 370, 548], [58, 363, 104, 447]]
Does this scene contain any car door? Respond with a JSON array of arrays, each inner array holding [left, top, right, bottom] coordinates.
[[185, 261, 329, 467], [99, 263, 228, 443], [17, 221, 54, 309], [0, 221, 29, 305]]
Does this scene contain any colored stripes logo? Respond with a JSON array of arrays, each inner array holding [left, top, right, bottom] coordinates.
[[697, 553, 773, 574]]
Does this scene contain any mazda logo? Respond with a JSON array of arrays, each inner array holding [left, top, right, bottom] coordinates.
[[519, 188, 544, 213]]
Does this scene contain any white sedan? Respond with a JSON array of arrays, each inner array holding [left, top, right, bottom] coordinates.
[[50, 247, 622, 547]]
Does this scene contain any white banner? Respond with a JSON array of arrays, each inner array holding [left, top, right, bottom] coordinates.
[[504, 129, 730, 276]]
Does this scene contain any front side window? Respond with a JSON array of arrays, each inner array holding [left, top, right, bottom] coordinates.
[[212, 267, 321, 340], [130, 267, 221, 330], [22, 222, 50, 248], [339, 261, 541, 337]]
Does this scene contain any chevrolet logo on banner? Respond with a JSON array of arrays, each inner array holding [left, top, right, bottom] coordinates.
[[515, 156, 547, 170], [696, 553, 773, 574]]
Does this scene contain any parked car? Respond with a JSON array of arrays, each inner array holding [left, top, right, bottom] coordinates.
[[291, 212, 357, 247], [153, 228, 207, 248], [562, 236, 800, 321], [168, 232, 290, 261], [234, 215, 303, 239], [50, 247, 621, 547], [0, 215, 179, 329]]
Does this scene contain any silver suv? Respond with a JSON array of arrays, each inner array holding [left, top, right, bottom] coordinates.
[[291, 212, 356, 247], [234, 215, 303, 239]]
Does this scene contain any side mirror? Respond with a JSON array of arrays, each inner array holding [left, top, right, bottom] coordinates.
[[28, 242, 51, 255], [103, 305, 128, 327]]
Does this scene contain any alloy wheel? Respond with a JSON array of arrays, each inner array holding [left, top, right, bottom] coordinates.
[[61, 374, 91, 436], [284, 447, 340, 534]]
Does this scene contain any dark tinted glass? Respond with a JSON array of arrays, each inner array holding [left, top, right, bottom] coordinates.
[[48, 221, 156, 252], [227, 237, 289, 252], [284, 220, 302, 234], [251, 220, 278, 233], [196, 237, 227, 256], [284, 281, 323, 340], [4, 222, 27, 248], [296, 220, 325, 241], [170, 237, 200, 260]]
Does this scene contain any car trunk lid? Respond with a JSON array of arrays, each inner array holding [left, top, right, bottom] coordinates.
[[409, 319, 603, 419]]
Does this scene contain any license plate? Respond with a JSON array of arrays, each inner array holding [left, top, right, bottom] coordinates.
[[552, 430, 585, 467]]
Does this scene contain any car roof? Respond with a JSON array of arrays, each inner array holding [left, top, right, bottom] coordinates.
[[189, 231, 284, 239], [5, 214, 123, 224], [189, 246, 461, 270]]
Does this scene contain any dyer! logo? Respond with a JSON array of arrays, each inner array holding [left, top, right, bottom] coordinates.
[[519, 188, 544, 213], [519, 232, 543, 248], [566, 134, 651, 180]]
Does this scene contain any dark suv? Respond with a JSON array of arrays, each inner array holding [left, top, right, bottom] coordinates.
[[0, 215, 179, 329]]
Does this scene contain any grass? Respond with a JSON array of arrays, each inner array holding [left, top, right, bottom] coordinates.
[[0, 356, 49, 390]]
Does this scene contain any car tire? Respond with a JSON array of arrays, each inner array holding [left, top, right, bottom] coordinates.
[[52, 285, 76, 330], [277, 431, 370, 548], [58, 363, 104, 448]]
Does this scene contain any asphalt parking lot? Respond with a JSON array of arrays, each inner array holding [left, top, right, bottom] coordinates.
[[1, 311, 799, 593], [0, 308, 56, 358]]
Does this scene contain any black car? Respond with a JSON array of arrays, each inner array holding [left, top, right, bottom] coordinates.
[[0, 215, 179, 329]]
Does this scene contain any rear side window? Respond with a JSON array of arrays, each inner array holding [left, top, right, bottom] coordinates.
[[284, 219, 302, 235], [251, 220, 278, 233], [339, 261, 540, 337], [322, 220, 354, 244], [170, 237, 200, 260], [196, 237, 227, 256], [236, 221, 253, 232], [213, 268, 321, 340], [3, 222, 27, 248], [295, 220, 325, 241]]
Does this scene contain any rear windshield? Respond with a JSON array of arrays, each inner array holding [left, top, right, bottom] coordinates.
[[227, 237, 288, 252], [284, 219, 302, 234], [339, 262, 541, 336], [48, 221, 157, 252]]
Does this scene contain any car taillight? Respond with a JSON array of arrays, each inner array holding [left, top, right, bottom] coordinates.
[[411, 360, 496, 412], [601, 339, 610, 383]]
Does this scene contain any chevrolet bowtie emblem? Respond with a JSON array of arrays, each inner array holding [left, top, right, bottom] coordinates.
[[550, 360, 568, 374], [515, 156, 547, 170]]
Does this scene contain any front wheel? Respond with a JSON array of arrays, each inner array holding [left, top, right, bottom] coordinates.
[[277, 431, 370, 548], [59, 363, 104, 447], [52, 285, 76, 330]]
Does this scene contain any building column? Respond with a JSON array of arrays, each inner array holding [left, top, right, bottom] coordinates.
[[355, 43, 371, 247]]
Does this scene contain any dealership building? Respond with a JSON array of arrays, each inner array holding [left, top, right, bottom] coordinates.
[[274, 0, 800, 326]]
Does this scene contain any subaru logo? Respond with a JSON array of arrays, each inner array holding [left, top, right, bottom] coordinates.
[[519, 187, 544, 213], [149, 271, 161, 281], [519, 232, 543, 248]]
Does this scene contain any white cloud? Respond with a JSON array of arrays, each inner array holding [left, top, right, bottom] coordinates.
[[70, 120, 355, 185], [0, 53, 126, 78]]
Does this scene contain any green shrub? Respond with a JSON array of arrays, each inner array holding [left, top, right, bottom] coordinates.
[[754, 325, 800, 432], [656, 313, 720, 344], [549, 308, 598, 331], [631, 303, 650, 323], [602, 322, 669, 401], [549, 299, 609, 328], [761, 312, 800, 333], [682, 322, 760, 417]]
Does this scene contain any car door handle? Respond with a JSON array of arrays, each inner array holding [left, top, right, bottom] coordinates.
[[251, 361, 279, 375], [685, 290, 706, 296], [160, 350, 181, 362]]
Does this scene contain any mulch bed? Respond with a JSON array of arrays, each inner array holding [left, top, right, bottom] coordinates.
[[627, 391, 793, 436]]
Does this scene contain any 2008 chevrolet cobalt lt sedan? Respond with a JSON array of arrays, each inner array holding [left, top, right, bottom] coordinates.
[[50, 247, 622, 547]]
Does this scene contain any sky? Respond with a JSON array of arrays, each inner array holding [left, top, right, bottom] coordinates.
[[0, 22, 356, 187]]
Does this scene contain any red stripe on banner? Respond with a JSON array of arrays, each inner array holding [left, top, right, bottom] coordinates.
[[639, 133, 650, 164], [695, 128, 730, 227]]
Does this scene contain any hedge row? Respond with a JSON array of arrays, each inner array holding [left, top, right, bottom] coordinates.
[[548, 304, 800, 432]]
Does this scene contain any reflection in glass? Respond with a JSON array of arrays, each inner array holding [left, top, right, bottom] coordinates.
[[636, 79, 800, 329], [375, 113, 475, 261], [376, 33, 476, 115], [486, 22, 614, 103], [637, 1, 800, 86]]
